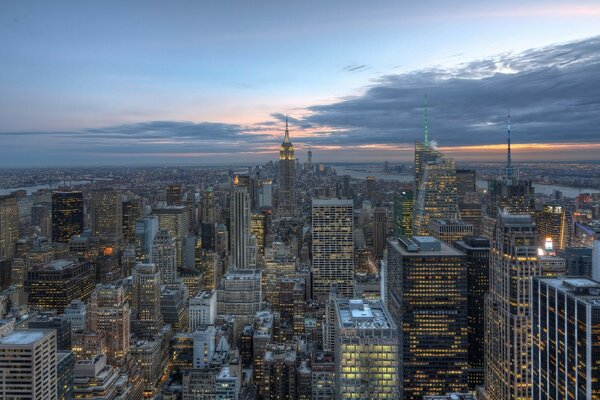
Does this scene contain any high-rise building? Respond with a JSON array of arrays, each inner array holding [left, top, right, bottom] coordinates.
[[0, 194, 19, 259], [152, 229, 177, 285], [166, 184, 183, 206], [484, 213, 540, 400], [25, 259, 95, 314], [560, 247, 593, 277], [91, 189, 123, 242], [200, 187, 216, 223], [531, 276, 600, 399], [365, 176, 377, 204], [154, 206, 190, 269], [454, 236, 490, 389], [131, 263, 163, 337], [486, 114, 534, 221], [413, 151, 459, 235], [51, 191, 84, 243], [262, 344, 298, 399], [258, 179, 273, 208], [189, 290, 217, 331], [217, 269, 262, 324], [122, 199, 141, 243], [334, 299, 399, 399], [64, 299, 87, 331], [230, 180, 252, 269], [135, 215, 159, 262], [278, 116, 295, 217], [250, 212, 266, 257], [312, 198, 354, 301], [160, 284, 189, 331], [88, 283, 130, 365], [535, 205, 570, 251], [373, 207, 387, 259], [387, 236, 468, 399], [0, 329, 57, 399], [428, 218, 473, 245], [456, 169, 476, 201], [393, 190, 413, 237]]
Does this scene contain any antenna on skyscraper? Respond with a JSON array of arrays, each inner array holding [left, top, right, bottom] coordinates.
[[424, 93, 429, 147], [506, 108, 513, 178], [284, 114, 290, 143]]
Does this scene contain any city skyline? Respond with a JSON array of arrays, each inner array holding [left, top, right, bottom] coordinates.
[[2, 1, 600, 166]]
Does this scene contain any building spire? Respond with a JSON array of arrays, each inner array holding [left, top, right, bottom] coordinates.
[[424, 93, 429, 146], [283, 114, 290, 143], [506, 108, 513, 178]]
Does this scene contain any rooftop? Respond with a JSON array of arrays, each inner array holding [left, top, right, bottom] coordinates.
[[0, 329, 48, 345], [336, 299, 395, 331]]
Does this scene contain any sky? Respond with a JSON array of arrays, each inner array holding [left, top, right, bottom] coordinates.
[[1, 0, 600, 167]]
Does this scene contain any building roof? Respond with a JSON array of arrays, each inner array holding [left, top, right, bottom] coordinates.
[[0, 329, 49, 345]]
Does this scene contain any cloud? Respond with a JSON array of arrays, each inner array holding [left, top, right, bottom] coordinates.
[[2, 36, 600, 166], [297, 36, 600, 147], [343, 64, 369, 73]]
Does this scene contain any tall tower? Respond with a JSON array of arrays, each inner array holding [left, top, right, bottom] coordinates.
[[91, 189, 123, 242], [278, 116, 296, 217], [0, 195, 19, 259], [484, 213, 540, 400], [307, 145, 313, 169], [131, 262, 163, 337], [311, 198, 354, 301], [152, 229, 177, 285], [230, 177, 252, 269], [51, 191, 84, 243]]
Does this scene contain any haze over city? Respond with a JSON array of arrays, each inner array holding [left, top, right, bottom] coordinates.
[[2, 1, 600, 166]]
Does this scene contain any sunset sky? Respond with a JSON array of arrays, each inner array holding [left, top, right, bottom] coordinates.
[[1, 1, 600, 166]]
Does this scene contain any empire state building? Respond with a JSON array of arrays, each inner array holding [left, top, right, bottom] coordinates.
[[278, 116, 295, 217]]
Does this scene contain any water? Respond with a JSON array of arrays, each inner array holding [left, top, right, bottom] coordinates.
[[0, 180, 92, 196], [335, 166, 599, 198]]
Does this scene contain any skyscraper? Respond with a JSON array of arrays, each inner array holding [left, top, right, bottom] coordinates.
[[0, 329, 57, 399], [25, 259, 95, 314], [135, 215, 159, 262], [373, 207, 387, 259], [535, 205, 570, 251], [454, 236, 490, 389], [200, 187, 216, 223], [152, 229, 177, 285], [154, 205, 189, 269], [51, 191, 84, 243], [531, 276, 600, 399], [91, 189, 123, 242], [88, 283, 130, 365], [386, 236, 468, 399], [0, 194, 19, 259], [230, 178, 253, 269], [413, 152, 459, 235], [393, 190, 413, 237], [334, 299, 399, 399], [278, 116, 295, 217], [122, 199, 141, 243], [486, 113, 534, 220], [131, 263, 163, 337], [484, 213, 540, 400], [166, 183, 183, 206], [312, 198, 354, 301]]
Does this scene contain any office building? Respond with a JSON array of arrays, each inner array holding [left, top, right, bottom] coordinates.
[[28, 315, 72, 351], [334, 299, 399, 399], [0, 195, 19, 259], [91, 189, 123, 242], [166, 184, 183, 206], [154, 206, 190, 269], [217, 269, 262, 324], [428, 218, 473, 245], [131, 263, 163, 337], [51, 191, 84, 243], [456, 169, 476, 201], [189, 290, 217, 331], [312, 198, 354, 301], [454, 236, 490, 388], [57, 350, 74, 400], [413, 152, 459, 235], [535, 205, 570, 251], [25, 259, 95, 314], [484, 213, 540, 400], [88, 283, 130, 365], [262, 344, 298, 399], [160, 284, 189, 331], [152, 229, 177, 284], [64, 299, 87, 331], [230, 179, 252, 269], [387, 236, 468, 399], [201, 187, 216, 223], [135, 215, 159, 262], [373, 207, 387, 259], [393, 190, 413, 237], [532, 276, 600, 399], [278, 117, 296, 217], [560, 247, 593, 277], [0, 329, 57, 399]]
